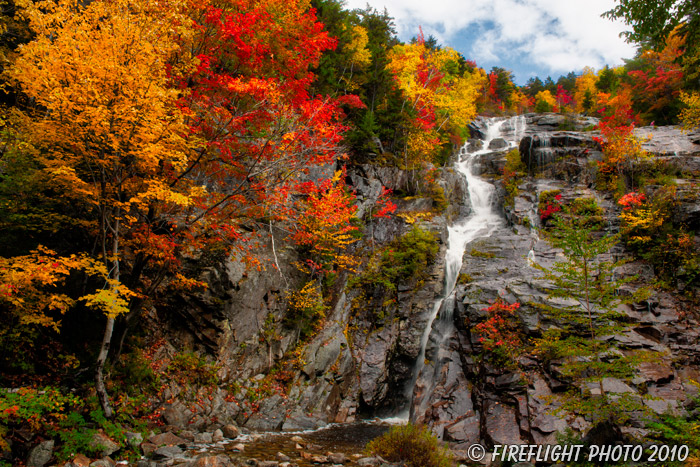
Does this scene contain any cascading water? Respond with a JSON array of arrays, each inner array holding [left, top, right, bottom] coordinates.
[[398, 116, 525, 421]]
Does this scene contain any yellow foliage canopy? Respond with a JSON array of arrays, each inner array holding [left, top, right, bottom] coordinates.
[[11, 0, 197, 212], [386, 40, 483, 167], [0, 247, 119, 330], [680, 91, 700, 130], [574, 67, 598, 113], [346, 25, 371, 68], [535, 90, 557, 108]]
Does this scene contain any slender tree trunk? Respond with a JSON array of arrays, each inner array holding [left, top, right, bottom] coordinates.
[[96, 316, 115, 419], [111, 299, 143, 364], [96, 212, 120, 419], [584, 258, 606, 401]]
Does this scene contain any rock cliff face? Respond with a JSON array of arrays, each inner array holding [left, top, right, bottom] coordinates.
[[155, 113, 700, 448]]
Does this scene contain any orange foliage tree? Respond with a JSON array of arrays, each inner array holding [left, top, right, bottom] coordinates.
[[626, 27, 684, 124], [289, 169, 361, 277], [593, 97, 649, 189]]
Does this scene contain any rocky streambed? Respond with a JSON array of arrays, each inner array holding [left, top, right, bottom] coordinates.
[[55, 423, 399, 467]]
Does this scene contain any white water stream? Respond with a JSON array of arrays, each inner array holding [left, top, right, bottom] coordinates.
[[396, 116, 526, 421]]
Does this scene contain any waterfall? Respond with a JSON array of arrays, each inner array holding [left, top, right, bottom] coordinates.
[[512, 115, 527, 142], [397, 116, 525, 421]]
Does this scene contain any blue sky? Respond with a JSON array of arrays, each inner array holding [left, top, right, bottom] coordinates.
[[342, 0, 638, 85]]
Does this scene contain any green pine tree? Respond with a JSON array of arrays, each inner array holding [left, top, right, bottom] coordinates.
[[533, 199, 650, 424]]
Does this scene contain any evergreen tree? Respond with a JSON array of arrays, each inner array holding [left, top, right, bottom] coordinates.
[[533, 200, 649, 424]]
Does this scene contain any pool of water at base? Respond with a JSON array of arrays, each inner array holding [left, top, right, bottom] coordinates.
[[193, 421, 392, 466]]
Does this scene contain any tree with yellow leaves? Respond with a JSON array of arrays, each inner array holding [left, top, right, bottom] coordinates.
[[534, 90, 557, 113], [8, 0, 197, 417], [338, 24, 372, 92], [573, 67, 598, 114], [680, 91, 700, 129], [386, 31, 483, 172]]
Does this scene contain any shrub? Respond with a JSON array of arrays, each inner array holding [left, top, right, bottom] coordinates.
[[0, 387, 81, 450], [532, 204, 649, 425], [538, 190, 563, 224], [365, 423, 453, 467], [115, 350, 161, 395], [429, 184, 448, 213], [166, 352, 219, 387], [285, 281, 327, 341], [348, 226, 439, 323], [470, 248, 496, 259], [647, 392, 700, 461], [378, 226, 439, 286], [569, 197, 605, 229], [474, 300, 523, 366], [618, 186, 699, 291], [502, 148, 525, 208]]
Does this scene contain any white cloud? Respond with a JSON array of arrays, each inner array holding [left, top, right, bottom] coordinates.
[[342, 0, 637, 76]]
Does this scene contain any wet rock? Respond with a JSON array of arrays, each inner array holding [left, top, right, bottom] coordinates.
[[483, 401, 527, 445], [581, 420, 624, 445], [489, 138, 509, 150], [281, 413, 325, 431], [645, 397, 680, 415], [179, 430, 196, 441], [495, 372, 525, 390], [356, 458, 382, 466], [359, 329, 394, 406], [125, 432, 143, 448], [530, 113, 568, 129], [467, 139, 484, 152], [300, 452, 327, 463], [139, 442, 157, 456], [194, 432, 213, 444], [89, 457, 116, 467], [594, 378, 635, 395], [153, 445, 183, 460], [276, 452, 291, 462], [149, 432, 189, 447], [67, 454, 91, 467], [444, 415, 480, 447], [637, 126, 700, 159], [394, 196, 434, 213], [309, 337, 342, 377], [157, 115, 700, 452], [258, 461, 280, 467], [647, 379, 687, 410], [189, 456, 235, 467], [637, 361, 674, 384], [163, 400, 194, 427], [90, 432, 120, 457], [327, 452, 348, 463], [528, 375, 567, 443], [519, 132, 600, 178], [212, 429, 224, 443], [27, 439, 54, 467], [222, 425, 240, 439]]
